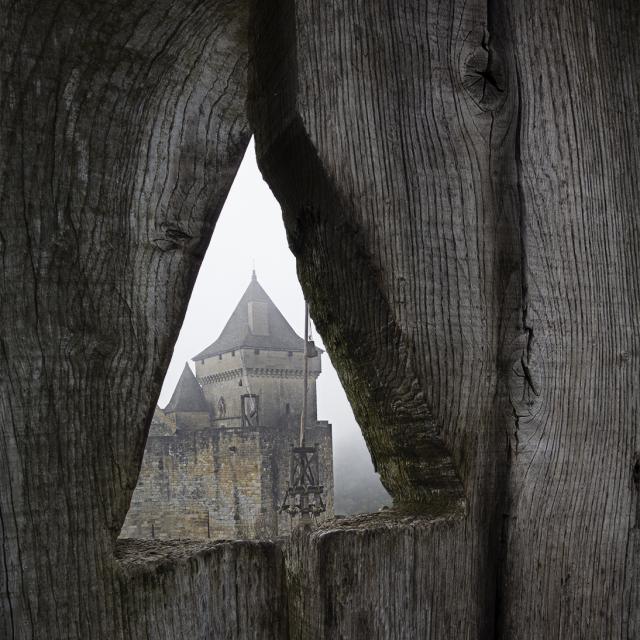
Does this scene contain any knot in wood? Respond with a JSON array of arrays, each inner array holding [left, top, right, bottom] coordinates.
[[153, 223, 195, 252], [461, 33, 506, 112]]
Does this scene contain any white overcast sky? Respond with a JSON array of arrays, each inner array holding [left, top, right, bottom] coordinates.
[[158, 139, 371, 459]]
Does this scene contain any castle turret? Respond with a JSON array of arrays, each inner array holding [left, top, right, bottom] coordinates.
[[164, 363, 211, 431], [193, 271, 322, 430]]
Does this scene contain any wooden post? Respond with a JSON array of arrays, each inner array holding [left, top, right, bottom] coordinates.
[[299, 301, 309, 448]]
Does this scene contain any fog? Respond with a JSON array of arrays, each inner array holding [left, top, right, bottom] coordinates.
[[158, 139, 390, 515]]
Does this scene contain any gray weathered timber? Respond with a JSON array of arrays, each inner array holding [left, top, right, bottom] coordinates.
[[249, 0, 639, 638], [0, 1, 285, 637], [1, 0, 639, 638], [286, 513, 471, 639], [499, 3, 640, 638], [115, 539, 287, 638], [249, 0, 522, 636]]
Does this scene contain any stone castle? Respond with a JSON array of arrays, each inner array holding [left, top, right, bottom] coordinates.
[[122, 272, 334, 540]]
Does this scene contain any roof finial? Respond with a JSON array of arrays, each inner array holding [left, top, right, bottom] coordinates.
[[251, 260, 257, 281]]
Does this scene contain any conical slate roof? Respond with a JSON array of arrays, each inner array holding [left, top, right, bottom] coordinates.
[[193, 272, 306, 360], [164, 364, 209, 413]]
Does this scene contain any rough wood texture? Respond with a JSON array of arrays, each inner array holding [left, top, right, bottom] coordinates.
[[249, 1, 639, 638], [116, 539, 287, 639], [286, 512, 469, 639], [1, 0, 638, 637], [250, 0, 522, 635], [0, 1, 281, 637], [499, 3, 640, 638]]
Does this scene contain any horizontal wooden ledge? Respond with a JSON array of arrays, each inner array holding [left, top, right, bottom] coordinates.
[[115, 537, 285, 576]]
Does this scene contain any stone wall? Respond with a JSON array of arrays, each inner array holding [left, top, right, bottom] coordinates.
[[122, 420, 333, 540], [122, 428, 264, 539]]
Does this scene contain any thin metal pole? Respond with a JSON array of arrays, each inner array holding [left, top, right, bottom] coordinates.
[[299, 302, 309, 447]]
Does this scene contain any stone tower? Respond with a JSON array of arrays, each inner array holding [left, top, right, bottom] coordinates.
[[121, 273, 334, 540]]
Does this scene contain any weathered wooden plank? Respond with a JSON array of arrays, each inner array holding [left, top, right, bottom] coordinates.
[[0, 1, 275, 636], [116, 539, 287, 639], [249, 0, 522, 636], [499, 2, 640, 637], [250, 1, 640, 638], [1, 0, 637, 637]]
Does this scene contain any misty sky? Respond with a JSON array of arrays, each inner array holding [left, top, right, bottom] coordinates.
[[158, 139, 376, 468]]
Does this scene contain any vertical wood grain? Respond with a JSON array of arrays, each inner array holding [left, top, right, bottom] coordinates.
[[0, 1, 267, 636], [250, 1, 639, 638], [500, 2, 640, 637], [250, 0, 523, 636]]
